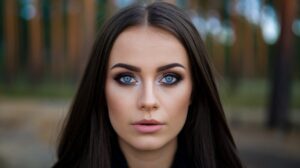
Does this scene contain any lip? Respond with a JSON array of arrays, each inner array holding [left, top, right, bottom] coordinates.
[[132, 119, 165, 133]]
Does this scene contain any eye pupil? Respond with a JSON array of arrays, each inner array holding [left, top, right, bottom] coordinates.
[[114, 73, 136, 85], [124, 76, 131, 82], [116, 73, 181, 86], [165, 76, 173, 83], [161, 74, 180, 85]]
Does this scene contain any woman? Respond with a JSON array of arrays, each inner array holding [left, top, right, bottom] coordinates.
[[53, 2, 243, 168]]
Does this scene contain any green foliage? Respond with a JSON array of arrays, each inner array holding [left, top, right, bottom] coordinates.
[[0, 78, 76, 100], [219, 79, 300, 109]]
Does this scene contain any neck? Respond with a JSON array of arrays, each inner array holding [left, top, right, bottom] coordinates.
[[119, 138, 177, 168]]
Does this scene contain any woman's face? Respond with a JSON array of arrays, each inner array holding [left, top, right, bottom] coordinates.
[[105, 26, 192, 151]]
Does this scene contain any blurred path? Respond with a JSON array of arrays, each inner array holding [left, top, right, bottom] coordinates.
[[0, 98, 69, 168], [0, 98, 299, 167], [232, 126, 300, 168], [228, 107, 300, 168]]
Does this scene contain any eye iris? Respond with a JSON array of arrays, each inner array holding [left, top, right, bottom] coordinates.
[[123, 76, 132, 83], [165, 76, 174, 83]]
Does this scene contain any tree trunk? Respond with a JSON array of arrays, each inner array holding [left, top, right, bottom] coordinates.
[[51, 0, 65, 80], [268, 0, 297, 130], [28, 0, 43, 82], [4, 0, 19, 83]]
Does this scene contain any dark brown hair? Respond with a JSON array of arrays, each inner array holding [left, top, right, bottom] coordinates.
[[53, 2, 243, 168]]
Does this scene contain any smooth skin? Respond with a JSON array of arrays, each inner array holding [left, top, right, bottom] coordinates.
[[105, 25, 192, 168]]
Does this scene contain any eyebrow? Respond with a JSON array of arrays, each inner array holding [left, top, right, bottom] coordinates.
[[157, 63, 185, 72], [110, 63, 185, 72], [111, 63, 141, 72]]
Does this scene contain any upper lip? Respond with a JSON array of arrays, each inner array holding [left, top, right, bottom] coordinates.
[[132, 119, 164, 125]]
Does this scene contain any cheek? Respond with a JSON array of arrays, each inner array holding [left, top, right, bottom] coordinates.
[[160, 82, 192, 125], [105, 81, 135, 124]]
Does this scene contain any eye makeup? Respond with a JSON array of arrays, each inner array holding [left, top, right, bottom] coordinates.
[[113, 71, 184, 87], [113, 72, 137, 85], [159, 72, 183, 86]]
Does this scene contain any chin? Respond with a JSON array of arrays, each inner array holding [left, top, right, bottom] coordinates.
[[128, 136, 168, 151]]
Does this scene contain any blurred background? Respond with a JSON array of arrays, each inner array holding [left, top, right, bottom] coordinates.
[[0, 0, 299, 167]]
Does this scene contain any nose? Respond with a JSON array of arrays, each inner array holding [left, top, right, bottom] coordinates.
[[138, 81, 159, 112]]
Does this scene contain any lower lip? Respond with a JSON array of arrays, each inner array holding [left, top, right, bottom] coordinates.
[[133, 124, 163, 133]]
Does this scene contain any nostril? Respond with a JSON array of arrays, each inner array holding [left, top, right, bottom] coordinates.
[[139, 104, 159, 111]]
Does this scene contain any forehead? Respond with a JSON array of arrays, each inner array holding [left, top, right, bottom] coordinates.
[[108, 26, 189, 68]]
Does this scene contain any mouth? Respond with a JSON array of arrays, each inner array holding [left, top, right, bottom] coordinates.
[[133, 119, 164, 125], [132, 119, 165, 133]]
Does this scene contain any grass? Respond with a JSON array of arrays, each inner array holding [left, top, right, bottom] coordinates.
[[0, 79, 76, 100], [219, 79, 300, 109]]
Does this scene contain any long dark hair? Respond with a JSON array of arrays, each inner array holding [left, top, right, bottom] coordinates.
[[53, 2, 243, 168]]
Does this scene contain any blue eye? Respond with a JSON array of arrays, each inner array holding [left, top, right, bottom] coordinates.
[[160, 73, 181, 85], [114, 73, 137, 85]]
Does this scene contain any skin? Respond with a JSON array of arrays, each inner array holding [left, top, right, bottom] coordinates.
[[105, 25, 192, 168]]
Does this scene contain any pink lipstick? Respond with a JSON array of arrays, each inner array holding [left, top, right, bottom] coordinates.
[[132, 119, 164, 133]]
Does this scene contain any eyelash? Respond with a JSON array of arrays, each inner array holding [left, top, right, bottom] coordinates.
[[113, 72, 183, 86], [160, 73, 182, 85], [114, 72, 137, 85]]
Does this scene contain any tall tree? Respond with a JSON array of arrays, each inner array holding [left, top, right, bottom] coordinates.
[[66, 0, 83, 80], [51, 0, 65, 80], [81, 0, 96, 76], [268, 0, 297, 129], [3, 0, 19, 83], [28, 0, 44, 82]]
